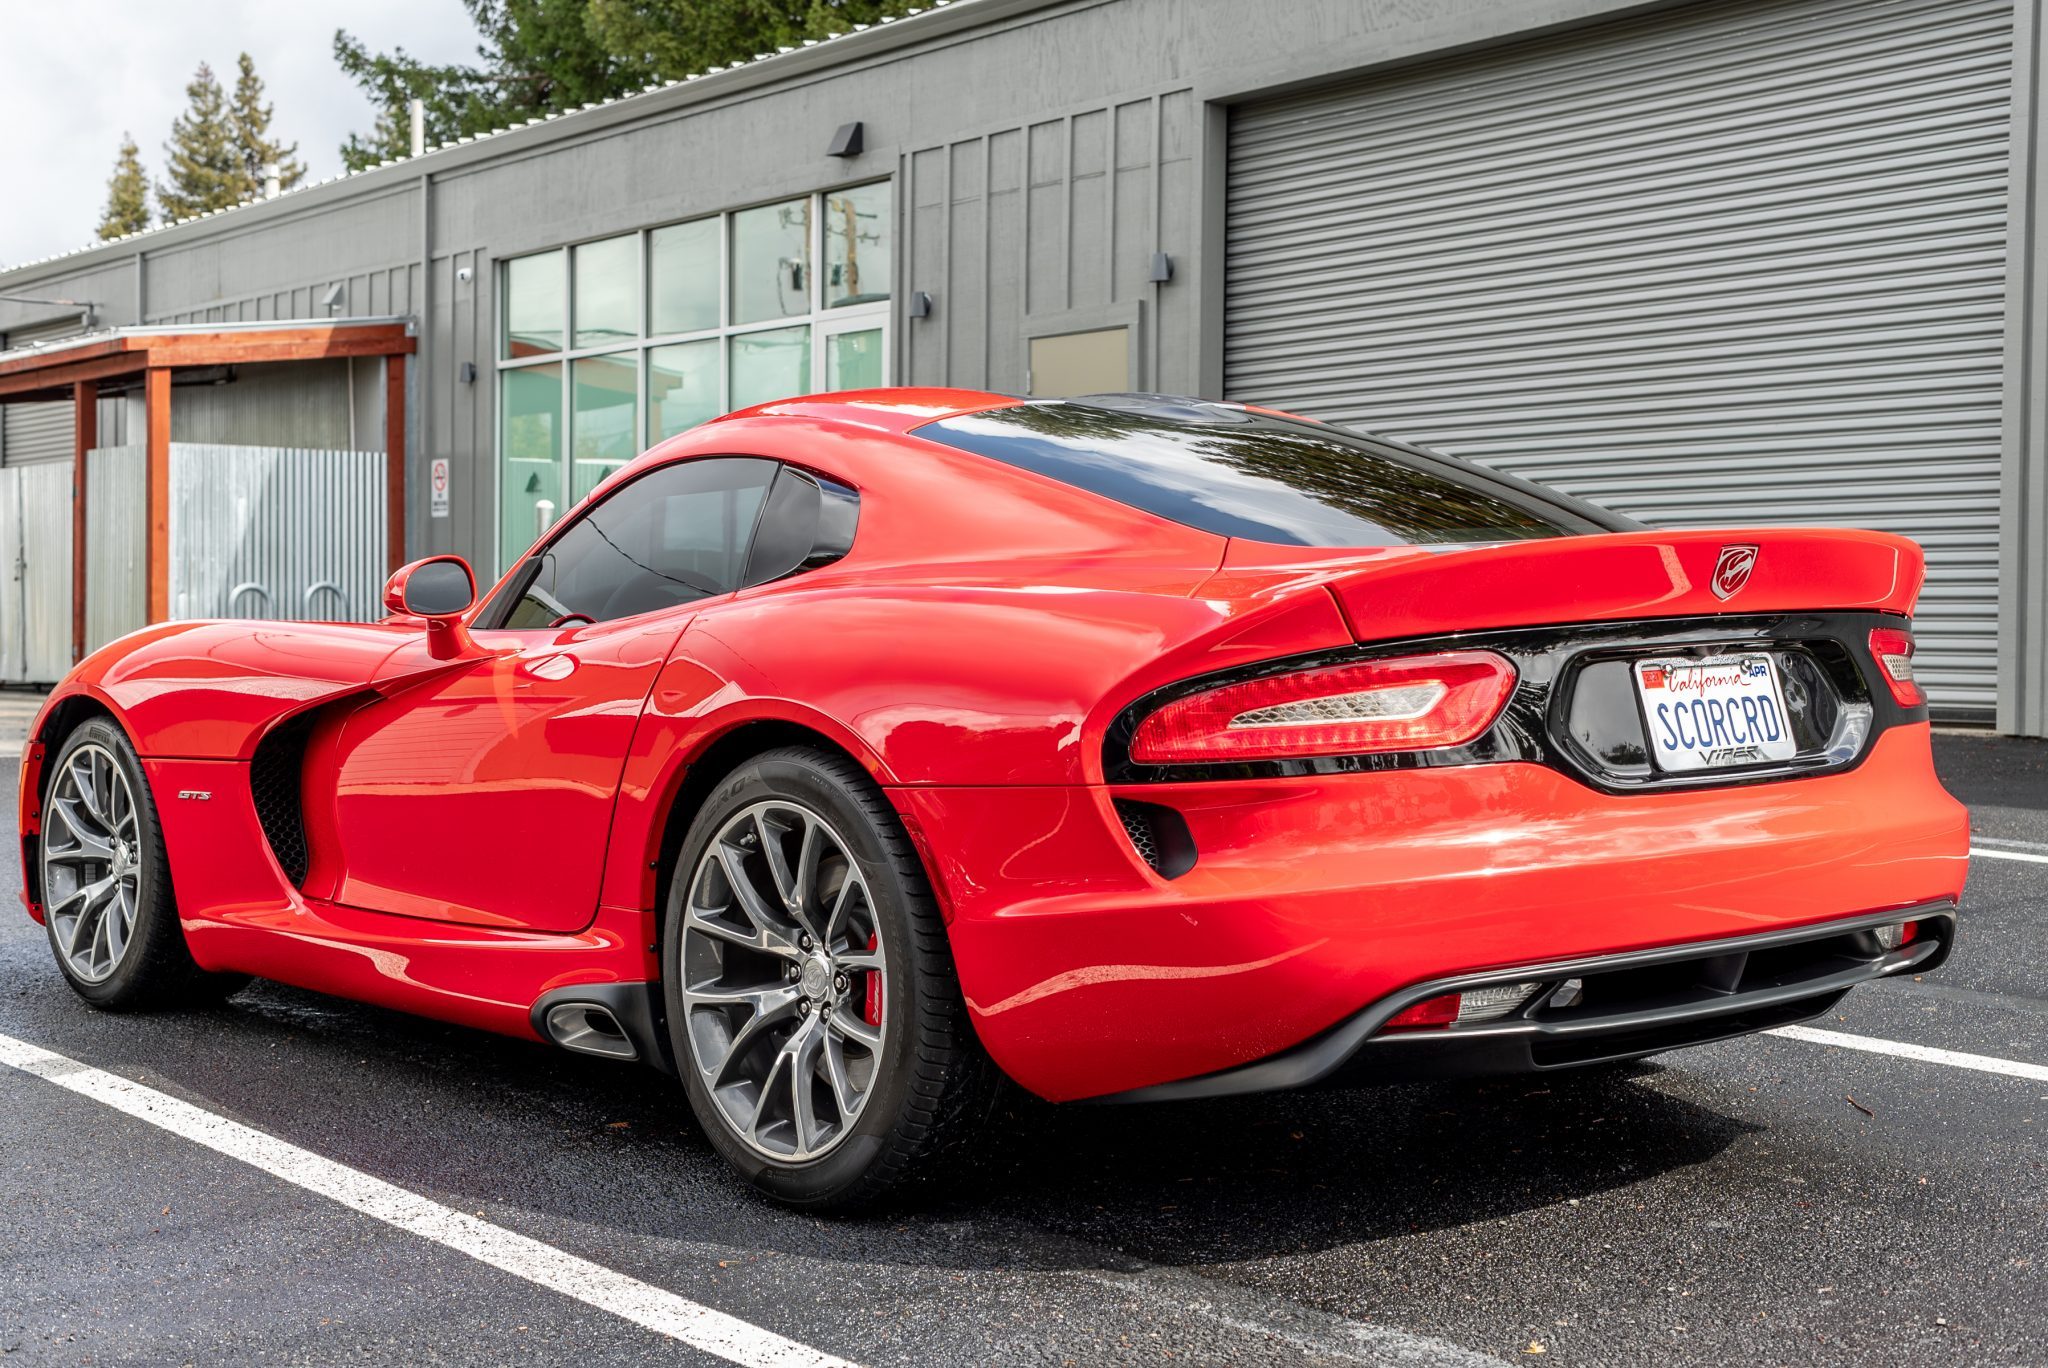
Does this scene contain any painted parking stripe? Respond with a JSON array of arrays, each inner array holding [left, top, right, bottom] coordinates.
[[0, 1031, 856, 1368], [1972, 846, 2048, 865], [1768, 1025, 2048, 1083]]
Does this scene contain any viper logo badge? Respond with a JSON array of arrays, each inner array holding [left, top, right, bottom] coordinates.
[[1711, 544, 1759, 601]]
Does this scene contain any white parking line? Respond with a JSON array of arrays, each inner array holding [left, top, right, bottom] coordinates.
[[1972, 845, 2048, 865], [0, 1031, 855, 1368], [1768, 1025, 2048, 1082]]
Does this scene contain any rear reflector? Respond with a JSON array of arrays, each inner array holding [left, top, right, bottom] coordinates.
[[1382, 981, 1544, 1032], [1130, 650, 1516, 764], [1868, 627, 1924, 707], [1873, 920, 1919, 951]]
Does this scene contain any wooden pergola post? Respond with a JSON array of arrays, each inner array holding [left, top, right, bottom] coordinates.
[[385, 353, 406, 572], [145, 367, 170, 623], [70, 381, 95, 660]]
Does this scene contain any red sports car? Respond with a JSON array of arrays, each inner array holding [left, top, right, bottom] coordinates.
[[18, 390, 1967, 1207]]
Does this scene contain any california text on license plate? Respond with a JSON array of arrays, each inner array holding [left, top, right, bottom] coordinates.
[[1633, 654, 1798, 772]]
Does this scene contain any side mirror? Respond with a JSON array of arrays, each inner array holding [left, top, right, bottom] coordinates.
[[383, 556, 478, 660]]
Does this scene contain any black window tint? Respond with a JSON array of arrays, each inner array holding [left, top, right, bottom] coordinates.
[[502, 457, 775, 625], [742, 468, 861, 587], [913, 401, 1626, 546]]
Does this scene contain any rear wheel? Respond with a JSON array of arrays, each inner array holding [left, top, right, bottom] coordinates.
[[663, 746, 992, 1208], [38, 718, 245, 1010]]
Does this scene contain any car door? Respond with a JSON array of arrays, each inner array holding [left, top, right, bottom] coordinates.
[[313, 457, 782, 933]]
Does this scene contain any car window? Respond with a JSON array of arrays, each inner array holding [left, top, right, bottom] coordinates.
[[912, 398, 1628, 546], [742, 467, 860, 587], [499, 457, 777, 626]]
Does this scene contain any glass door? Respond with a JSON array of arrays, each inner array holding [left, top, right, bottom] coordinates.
[[816, 311, 889, 394]]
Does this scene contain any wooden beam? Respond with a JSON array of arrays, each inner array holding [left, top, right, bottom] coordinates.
[[384, 353, 406, 572], [138, 325, 417, 368], [145, 368, 170, 623], [0, 324, 416, 394], [0, 335, 134, 381], [0, 352, 145, 403], [71, 382, 96, 662]]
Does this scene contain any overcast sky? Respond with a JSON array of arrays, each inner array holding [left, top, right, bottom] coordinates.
[[0, 1, 485, 270]]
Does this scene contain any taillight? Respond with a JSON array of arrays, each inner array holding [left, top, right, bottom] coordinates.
[[1382, 981, 1545, 1031], [1129, 651, 1516, 765], [1868, 627, 1923, 707]]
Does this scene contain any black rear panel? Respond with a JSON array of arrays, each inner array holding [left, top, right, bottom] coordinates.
[[1107, 611, 1924, 790]]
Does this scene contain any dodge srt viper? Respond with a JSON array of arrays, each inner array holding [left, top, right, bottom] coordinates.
[[18, 389, 1967, 1207]]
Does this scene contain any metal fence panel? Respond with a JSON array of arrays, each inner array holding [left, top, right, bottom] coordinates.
[[0, 462, 75, 683], [168, 444, 387, 623], [85, 443, 147, 652]]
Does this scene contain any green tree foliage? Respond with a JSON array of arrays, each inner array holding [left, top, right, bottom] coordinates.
[[156, 62, 242, 221], [229, 52, 306, 194], [97, 134, 151, 240], [583, 0, 909, 80], [334, 0, 624, 172], [335, 0, 916, 173]]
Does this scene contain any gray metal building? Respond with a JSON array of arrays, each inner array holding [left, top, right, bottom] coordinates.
[[1, 0, 2043, 733]]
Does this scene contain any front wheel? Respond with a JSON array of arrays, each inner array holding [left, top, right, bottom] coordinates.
[[37, 717, 246, 1010], [663, 747, 992, 1209]]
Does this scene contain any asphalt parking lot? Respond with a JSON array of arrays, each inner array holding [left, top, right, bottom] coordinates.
[[0, 710, 2041, 1366]]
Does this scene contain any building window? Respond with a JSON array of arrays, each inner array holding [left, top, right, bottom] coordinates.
[[495, 183, 892, 570]]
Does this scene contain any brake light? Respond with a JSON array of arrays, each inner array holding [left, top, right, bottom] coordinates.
[[1382, 980, 1545, 1031], [1130, 651, 1516, 765], [1383, 993, 1460, 1031], [1868, 627, 1923, 707]]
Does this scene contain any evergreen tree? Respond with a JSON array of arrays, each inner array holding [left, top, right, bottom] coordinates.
[[584, 0, 908, 82], [335, 0, 918, 173], [96, 134, 151, 240], [156, 62, 242, 221], [228, 53, 305, 195]]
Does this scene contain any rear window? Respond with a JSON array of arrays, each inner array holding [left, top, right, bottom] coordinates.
[[913, 399, 1623, 546]]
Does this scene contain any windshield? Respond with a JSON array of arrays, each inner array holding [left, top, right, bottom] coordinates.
[[913, 399, 1628, 547]]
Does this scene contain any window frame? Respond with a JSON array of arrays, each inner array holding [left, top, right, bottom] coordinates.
[[494, 182, 893, 573], [475, 454, 862, 630]]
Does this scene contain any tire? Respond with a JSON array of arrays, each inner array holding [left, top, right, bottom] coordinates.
[[37, 717, 247, 1011], [662, 746, 993, 1209]]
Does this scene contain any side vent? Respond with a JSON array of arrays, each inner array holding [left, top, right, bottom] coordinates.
[[249, 713, 315, 886], [1113, 799, 1197, 879]]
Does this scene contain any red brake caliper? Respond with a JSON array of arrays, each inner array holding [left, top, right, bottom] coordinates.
[[862, 931, 882, 1027]]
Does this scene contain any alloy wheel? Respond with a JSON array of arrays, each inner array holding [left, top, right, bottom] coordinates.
[[41, 743, 143, 985], [680, 800, 889, 1162]]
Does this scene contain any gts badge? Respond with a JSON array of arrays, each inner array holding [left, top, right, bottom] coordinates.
[[177, 790, 212, 801]]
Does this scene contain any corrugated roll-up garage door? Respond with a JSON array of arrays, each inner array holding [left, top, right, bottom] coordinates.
[[1, 402, 75, 466], [0, 318, 84, 467], [1224, 0, 2013, 721]]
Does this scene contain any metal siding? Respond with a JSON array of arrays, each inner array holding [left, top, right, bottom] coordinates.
[[0, 462, 74, 683], [167, 444, 388, 623], [903, 92, 1200, 394], [1225, 0, 2014, 719], [85, 444, 148, 652]]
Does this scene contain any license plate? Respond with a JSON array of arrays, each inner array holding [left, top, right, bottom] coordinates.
[[1633, 654, 1797, 772]]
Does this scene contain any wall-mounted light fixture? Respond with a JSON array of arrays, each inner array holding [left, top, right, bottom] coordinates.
[[1149, 252, 1175, 284], [827, 121, 865, 158], [907, 290, 934, 318], [319, 282, 346, 316], [458, 361, 477, 384]]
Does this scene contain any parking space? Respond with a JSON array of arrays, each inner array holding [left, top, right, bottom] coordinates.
[[0, 731, 2042, 1365]]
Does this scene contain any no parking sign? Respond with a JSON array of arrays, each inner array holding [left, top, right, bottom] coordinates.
[[430, 458, 450, 519]]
